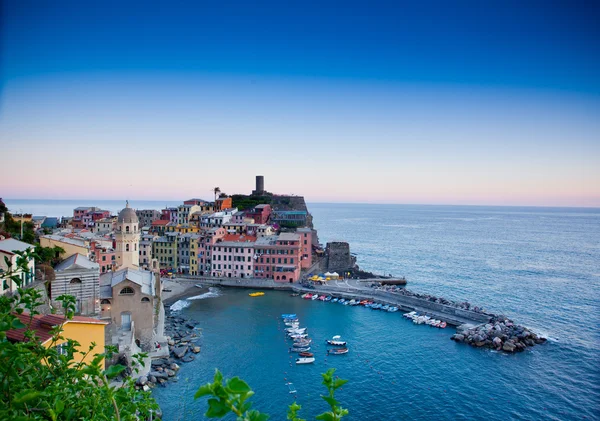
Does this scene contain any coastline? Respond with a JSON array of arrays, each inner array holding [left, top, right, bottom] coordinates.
[[161, 279, 204, 304]]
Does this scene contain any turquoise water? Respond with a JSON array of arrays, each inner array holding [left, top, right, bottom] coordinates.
[[154, 204, 600, 420]]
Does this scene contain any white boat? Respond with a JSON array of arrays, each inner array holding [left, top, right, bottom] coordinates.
[[326, 335, 347, 346], [388, 306, 399, 312], [289, 334, 308, 339], [286, 327, 306, 333], [296, 357, 315, 364], [348, 299, 356, 305], [311, 295, 318, 300], [403, 311, 416, 318], [290, 346, 311, 352]]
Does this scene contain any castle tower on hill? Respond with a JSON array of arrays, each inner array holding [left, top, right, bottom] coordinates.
[[115, 201, 140, 270]]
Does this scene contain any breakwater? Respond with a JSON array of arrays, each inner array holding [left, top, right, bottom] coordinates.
[[172, 276, 546, 353]]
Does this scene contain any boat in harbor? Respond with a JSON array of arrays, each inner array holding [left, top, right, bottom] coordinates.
[[249, 292, 265, 297], [331, 298, 339, 303], [290, 346, 311, 352], [294, 339, 312, 346], [326, 335, 347, 346], [311, 295, 318, 301], [318, 295, 326, 301], [303, 293, 313, 299], [289, 333, 308, 339], [286, 382, 297, 394], [327, 347, 349, 355], [388, 306, 399, 312], [296, 357, 315, 365], [286, 327, 306, 333], [403, 311, 417, 319], [382, 305, 390, 311], [338, 298, 346, 304], [282, 314, 297, 319], [439, 321, 447, 329], [299, 352, 314, 357], [325, 296, 332, 301]]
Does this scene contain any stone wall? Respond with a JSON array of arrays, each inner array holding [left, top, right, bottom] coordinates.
[[325, 242, 355, 272]]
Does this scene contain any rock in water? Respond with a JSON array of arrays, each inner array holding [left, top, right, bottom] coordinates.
[[173, 345, 189, 359]]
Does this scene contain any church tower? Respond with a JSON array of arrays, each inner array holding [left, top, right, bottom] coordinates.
[[115, 201, 140, 270]]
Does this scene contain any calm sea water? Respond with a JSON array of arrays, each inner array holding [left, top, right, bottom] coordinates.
[[8, 200, 599, 419], [152, 204, 599, 421]]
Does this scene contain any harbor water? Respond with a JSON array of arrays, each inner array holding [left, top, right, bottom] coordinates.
[[154, 204, 600, 420]]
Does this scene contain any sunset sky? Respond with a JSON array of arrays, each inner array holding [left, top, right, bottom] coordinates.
[[1, 1, 599, 206]]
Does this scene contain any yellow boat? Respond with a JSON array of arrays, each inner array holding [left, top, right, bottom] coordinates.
[[249, 292, 265, 297]]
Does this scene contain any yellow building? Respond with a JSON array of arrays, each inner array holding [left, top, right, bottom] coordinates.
[[40, 234, 89, 259], [152, 233, 178, 269], [189, 234, 202, 275], [7, 313, 108, 367]]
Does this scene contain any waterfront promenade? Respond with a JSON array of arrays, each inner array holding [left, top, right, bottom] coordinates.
[[169, 275, 489, 326]]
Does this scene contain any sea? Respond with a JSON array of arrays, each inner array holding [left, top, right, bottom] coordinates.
[[5, 200, 599, 420]]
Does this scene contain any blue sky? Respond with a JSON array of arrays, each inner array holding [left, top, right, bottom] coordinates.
[[1, 1, 599, 206]]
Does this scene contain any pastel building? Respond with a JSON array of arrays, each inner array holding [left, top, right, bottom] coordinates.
[[210, 234, 257, 278], [245, 204, 271, 224], [114, 203, 140, 270], [136, 209, 161, 228], [177, 204, 201, 225], [297, 227, 314, 269], [0, 238, 35, 295], [52, 254, 100, 315], [252, 233, 302, 282], [139, 234, 157, 269]]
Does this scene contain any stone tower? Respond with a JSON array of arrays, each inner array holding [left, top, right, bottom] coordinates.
[[115, 201, 140, 270]]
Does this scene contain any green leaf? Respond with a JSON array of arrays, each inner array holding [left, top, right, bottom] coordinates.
[[333, 378, 348, 390], [213, 369, 223, 384], [194, 384, 213, 399], [12, 318, 26, 329], [227, 377, 252, 394], [247, 409, 270, 421], [205, 398, 230, 418], [14, 390, 43, 404], [55, 399, 65, 415], [315, 412, 336, 421], [103, 364, 126, 379], [321, 395, 339, 408]]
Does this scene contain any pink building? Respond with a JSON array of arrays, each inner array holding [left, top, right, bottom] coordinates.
[[90, 241, 116, 273], [253, 233, 302, 283], [184, 198, 206, 205], [161, 207, 178, 223], [245, 204, 271, 224], [210, 234, 257, 278], [200, 227, 226, 275], [297, 228, 313, 269]]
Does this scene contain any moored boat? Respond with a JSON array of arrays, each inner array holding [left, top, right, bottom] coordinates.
[[382, 305, 390, 311], [318, 295, 326, 301], [327, 347, 349, 355], [290, 346, 311, 352], [249, 292, 265, 297], [311, 295, 318, 301], [326, 335, 347, 346], [403, 311, 417, 319], [304, 294, 313, 299], [296, 357, 315, 365], [439, 321, 447, 329], [282, 314, 297, 319], [325, 296, 332, 301], [331, 298, 339, 303], [298, 352, 313, 357], [286, 327, 306, 333]]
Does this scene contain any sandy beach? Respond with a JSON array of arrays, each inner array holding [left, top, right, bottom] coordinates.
[[161, 279, 205, 304]]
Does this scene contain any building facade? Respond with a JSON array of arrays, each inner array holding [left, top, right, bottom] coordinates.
[[52, 254, 100, 315], [114, 202, 140, 270]]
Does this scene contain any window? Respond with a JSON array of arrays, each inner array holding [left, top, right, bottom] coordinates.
[[126, 226, 130, 233], [70, 278, 82, 284], [126, 244, 130, 252], [56, 342, 70, 356], [119, 287, 134, 295], [291, 258, 294, 264], [100, 299, 111, 304], [102, 255, 106, 261], [141, 297, 150, 302]]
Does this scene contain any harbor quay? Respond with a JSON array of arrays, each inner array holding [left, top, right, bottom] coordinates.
[[172, 275, 490, 326]]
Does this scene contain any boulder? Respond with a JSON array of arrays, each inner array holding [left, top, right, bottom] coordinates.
[[170, 363, 180, 371], [142, 385, 150, 392], [493, 337, 502, 347], [149, 371, 168, 380], [192, 346, 201, 353], [136, 376, 148, 386], [173, 346, 189, 359], [474, 341, 486, 347], [165, 369, 176, 377], [148, 375, 157, 384], [181, 355, 195, 363], [451, 334, 465, 342], [151, 359, 168, 368], [502, 342, 516, 353]]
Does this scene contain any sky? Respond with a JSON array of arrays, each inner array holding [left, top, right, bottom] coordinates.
[[1, 1, 599, 207]]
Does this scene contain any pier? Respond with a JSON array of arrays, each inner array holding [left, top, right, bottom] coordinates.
[[172, 275, 490, 326]]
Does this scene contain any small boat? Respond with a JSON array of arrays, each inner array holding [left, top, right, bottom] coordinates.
[[290, 346, 311, 352], [348, 299, 356, 305], [298, 352, 314, 357], [327, 347, 349, 355], [294, 339, 312, 346], [403, 311, 417, 319], [371, 303, 381, 310], [286, 382, 297, 394], [296, 357, 315, 365], [388, 306, 398, 312], [287, 331, 307, 337], [304, 294, 313, 299], [289, 333, 308, 339], [326, 335, 347, 346], [311, 295, 318, 301], [331, 298, 339, 303], [282, 314, 297, 319], [439, 321, 447, 329], [382, 305, 390, 311], [338, 299, 346, 304], [359, 300, 368, 305], [325, 296, 332, 301], [318, 295, 326, 301], [249, 292, 265, 297], [286, 327, 306, 333], [285, 321, 299, 326]]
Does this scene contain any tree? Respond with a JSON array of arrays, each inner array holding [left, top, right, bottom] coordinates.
[[213, 187, 221, 202], [34, 245, 65, 266], [0, 250, 159, 420]]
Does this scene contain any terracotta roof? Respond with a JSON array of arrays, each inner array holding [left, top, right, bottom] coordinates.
[[6, 313, 108, 344], [222, 234, 257, 243], [152, 220, 169, 226]]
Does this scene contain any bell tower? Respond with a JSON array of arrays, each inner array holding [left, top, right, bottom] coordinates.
[[115, 201, 140, 269]]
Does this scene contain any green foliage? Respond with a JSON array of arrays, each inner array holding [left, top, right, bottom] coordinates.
[[195, 368, 348, 420], [34, 245, 65, 266], [230, 195, 272, 211], [0, 249, 158, 420], [0, 210, 36, 244]]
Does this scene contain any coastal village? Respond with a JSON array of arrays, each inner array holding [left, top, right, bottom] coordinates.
[[0, 175, 547, 394]]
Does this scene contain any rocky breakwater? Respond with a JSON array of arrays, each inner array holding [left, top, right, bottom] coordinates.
[[137, 309, 202, 391], [451, 315, 547, 353]]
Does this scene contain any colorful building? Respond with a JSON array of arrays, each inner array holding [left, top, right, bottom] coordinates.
[[7, 313, 108, 367], [0, 238, 35, 295], [252, 233, 302, 282], [53, 254, 100, 315], [210, 234, 257, 278], [297, 227, 314, 269], [245, 204, 272, 224], [152, 233, 178, 270]]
